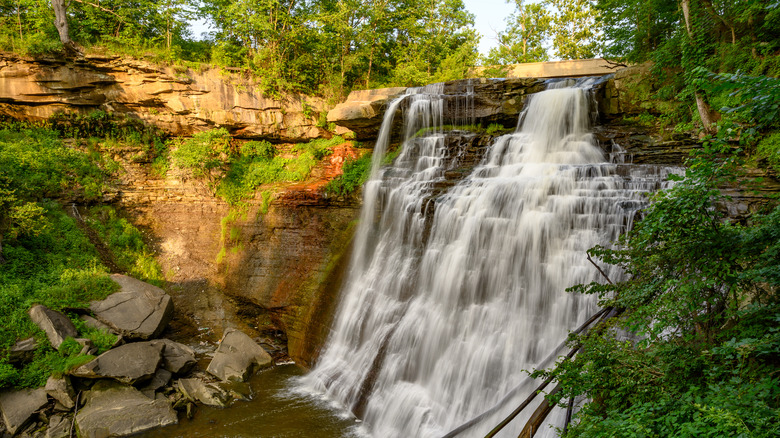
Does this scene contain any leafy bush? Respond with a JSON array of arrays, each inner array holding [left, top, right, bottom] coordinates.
[[216, 136, 343, 205], [171, 128, 232, 179], [0, 127, 111, 201], [0, 205, 118, 388], [325, 152, 372, 197]]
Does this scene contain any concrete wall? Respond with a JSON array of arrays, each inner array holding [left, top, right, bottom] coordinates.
[[475, 58, 623, 79]]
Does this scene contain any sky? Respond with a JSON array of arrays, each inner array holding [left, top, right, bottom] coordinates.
[[463, 0, 517, 56]]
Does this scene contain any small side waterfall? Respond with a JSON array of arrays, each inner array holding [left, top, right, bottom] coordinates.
[[302, 79, 677, 437]]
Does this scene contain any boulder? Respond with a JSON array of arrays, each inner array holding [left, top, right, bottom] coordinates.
[[9, 338, 38, 365], [176, 378, 230, 408], [79, 315, 117, 335], [176, 378, 251, 408], [70, 341, 163, 385], [149, 339, 197, 375], [45, 415, 70, 438], [45, 376, 76, 409], [28, 305, 78, 351], [140, 368, 172, 395], [90, 274, 173, 340], [206, 328, 272, 382], [75, 382, 177, 438], [74, 338, 97, 356], [327, 87, 407, 140], [0, 388, 48, 435]]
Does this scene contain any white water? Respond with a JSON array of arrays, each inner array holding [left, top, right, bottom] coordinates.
[[302, 79, 677, 437]]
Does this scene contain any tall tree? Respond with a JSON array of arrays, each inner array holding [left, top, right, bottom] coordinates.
[[546, 0, 602, 59], [594, 0, 678, 62], [484, 0, 552, 65]]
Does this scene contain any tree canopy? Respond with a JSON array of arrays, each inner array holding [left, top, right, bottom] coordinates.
[[2, 0, 481, 97]]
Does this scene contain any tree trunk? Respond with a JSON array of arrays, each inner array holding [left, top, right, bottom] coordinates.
[[695, 92, 715, 131], [366, 45, 374, 89], [52, 0, 71, 45], [16, 0, 23, 39], [680, 0, 692, 37], [518, 384, 561, 438], [680, 0, 715, 132]]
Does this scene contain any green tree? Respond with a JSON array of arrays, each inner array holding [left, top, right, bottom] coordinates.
[[388, 0, 479, 86], [546, 0, 603, 59], [0, 0, 58, 52], [484, 0, 552, 65], [594, 0, 678, 62]]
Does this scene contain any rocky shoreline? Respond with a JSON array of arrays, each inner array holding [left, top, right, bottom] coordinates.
[[0, 274, 276, 438]]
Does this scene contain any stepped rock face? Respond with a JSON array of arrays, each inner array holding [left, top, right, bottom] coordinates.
[[328, 78, 545, 139], [102, 142, 362, 367], [0, 52, 327, 142]]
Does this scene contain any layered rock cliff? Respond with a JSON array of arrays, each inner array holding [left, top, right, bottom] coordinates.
[[0, 52, 327, 142], [105, 142, 362, 366]]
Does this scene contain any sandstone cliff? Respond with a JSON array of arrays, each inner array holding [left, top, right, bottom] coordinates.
[[0, 52, 327, 142], [105, 142, 363, 367]]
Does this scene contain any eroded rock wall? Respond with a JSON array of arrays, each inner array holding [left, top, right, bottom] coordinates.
[[105, 144, 361, 366], [0, 52, 327, 142]]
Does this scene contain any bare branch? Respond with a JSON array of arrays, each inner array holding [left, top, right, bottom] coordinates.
[[71, 0, 124, 20], [587, 251, 614, 285]]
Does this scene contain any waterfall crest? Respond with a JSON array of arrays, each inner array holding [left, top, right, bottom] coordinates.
[[301, 79, 677, 437]]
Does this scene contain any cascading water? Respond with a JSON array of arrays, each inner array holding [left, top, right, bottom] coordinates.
[[301, 78, 677, 437]]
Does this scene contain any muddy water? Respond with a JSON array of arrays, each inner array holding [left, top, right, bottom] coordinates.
[[142, 364, 362, 438]]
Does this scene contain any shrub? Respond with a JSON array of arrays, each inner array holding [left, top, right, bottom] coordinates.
[[325, 152, 372, 197]]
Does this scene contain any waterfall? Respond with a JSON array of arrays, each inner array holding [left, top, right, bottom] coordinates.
[[301, 79, 677, 437]]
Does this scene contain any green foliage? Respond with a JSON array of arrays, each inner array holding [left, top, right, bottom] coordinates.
[[698, 70, 780, 132], [0, 0, 60, 54], [546, 0, 603, 60], [325, 152, 372, 196], [0, 127, 111, 202], [485, 123, 505, 135], [216, 136, 343, 205], [484, 1, 551, 65], [757, 132, 780, 174], [48, 111, 169, 174], [1, 0, 483, 97], [49, 111, 167, 146], [84, 206, 164, 285], [0, 204, 119, 388], [0, 127, 161, 389], [171, 128, 232, 180], [259, 190, 273, 215]]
